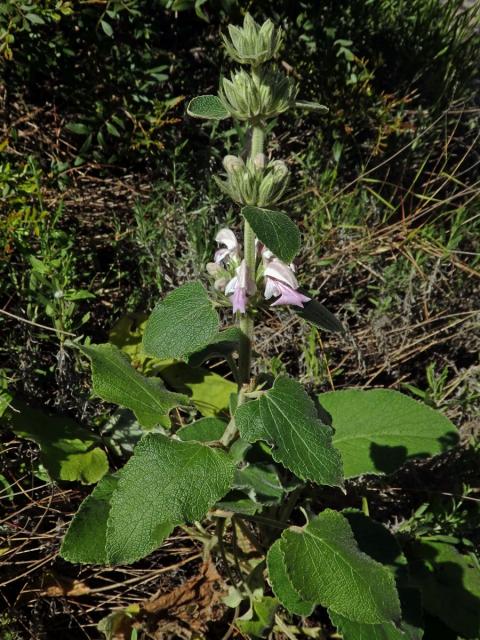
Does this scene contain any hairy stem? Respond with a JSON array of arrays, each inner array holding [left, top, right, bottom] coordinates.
[[238, 124, 264, 388]]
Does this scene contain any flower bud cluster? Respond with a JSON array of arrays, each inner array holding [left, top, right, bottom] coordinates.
[[219, 67, 297, 122], [221, 14, 283, 66], [214, 153, 289, 207]]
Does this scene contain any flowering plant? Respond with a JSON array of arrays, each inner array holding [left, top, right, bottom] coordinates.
[[58, 14, 477, 639]]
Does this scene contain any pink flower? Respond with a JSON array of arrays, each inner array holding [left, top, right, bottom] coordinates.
[[263, 255, 311, 309], [225, 259, 256, 314]]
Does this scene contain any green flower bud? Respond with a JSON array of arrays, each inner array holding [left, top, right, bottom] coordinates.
[[257, 160, 289, 207], [219, 67, 298, 122], [223, 155, 245, 173], [222, 13, 283, 66], [215, 154, 289, 207]]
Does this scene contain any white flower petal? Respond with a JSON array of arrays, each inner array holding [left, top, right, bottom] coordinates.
[[264, 259, 298, 289], [215, 228, 238, 252], [214, 248, 230, 264], [224, 275, 238, 295], [264, 276, 279, 300]]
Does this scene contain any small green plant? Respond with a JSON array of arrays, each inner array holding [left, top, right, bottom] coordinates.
[[5, 13, 476, 639]]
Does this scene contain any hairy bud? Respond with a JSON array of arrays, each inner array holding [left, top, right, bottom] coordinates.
[[219, 67, 298, 122], [215, 155, 289, 207], [223, 155, 245, 173], [222, 13, 283, 66]]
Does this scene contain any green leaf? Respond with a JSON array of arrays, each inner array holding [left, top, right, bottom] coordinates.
[[77, 343, 188, 428], [295, 297, 344, 333], [100, 19, 113, 36], [236, 596, 278, 638], [329, 611, 414, 640], [407, 539, 480, 638], [333, 511, 424, 640], [187, 327, 242, 367], [143, 282, 219, 361], [187, 95, 229, 120], [343, 510, 408, 577], [235, 376, 343, 487], [320, 389, 458, 478], [295, 100, 329, 114], [160, 362, 236, 417], [4, 399, 108, 484], [280, 509, 401, 624], [216, 491, 263, 515], [106, 434, 235, 564], [177, 417, 226, 442], [66, 122, 91, 135], [0, 391, 12, 418], [242, 206, 300, 264], [60, 474, 119, 564], [267, 540, 315, 616], [233, 463, 284, 505], [25, 13, 46, 25]]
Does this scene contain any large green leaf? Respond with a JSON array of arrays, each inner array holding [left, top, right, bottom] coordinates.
[[242, 206, 300, 264], [187, 95, 229, 120], [407, 538, 480, 639], [4, 400, 108, 484], [267, 540, 315, 617], [106, 434, 235, 564], [235, 376, 343, 487], [280, 510, 401, 624], [160, 362, 236, 417], [60, 473, 119, 564], [142, 282, 219, 361], [331, 510, 424, 640], [77, 343, 188, 428], [320, 389, 458, 477]]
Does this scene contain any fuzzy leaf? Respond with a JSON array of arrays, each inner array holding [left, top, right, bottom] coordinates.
[[321, 389, 458, 477], [177, 417, 226, 442], [187, 95, 229, 120], [77, 343, 188, 428], [60, 474, 119, 564], [4, 399, 108, 484], [332, 510, 424, 640], [407, 538, 480, 639], [280, 510, 401, 624], [142, 282, 219, 361], [295, 100, 329, 113], [267, 540, 315, 616], [295, 297, 344, 333], [235, 376, 343, 487], [106, 434, 235, 564], [242, 206, 300, 263]]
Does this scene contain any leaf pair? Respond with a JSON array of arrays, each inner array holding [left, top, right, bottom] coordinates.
[[186, 95, 328, 120]]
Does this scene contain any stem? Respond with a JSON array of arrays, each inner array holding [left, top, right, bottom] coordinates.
[[237, 124, 264, 388]]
